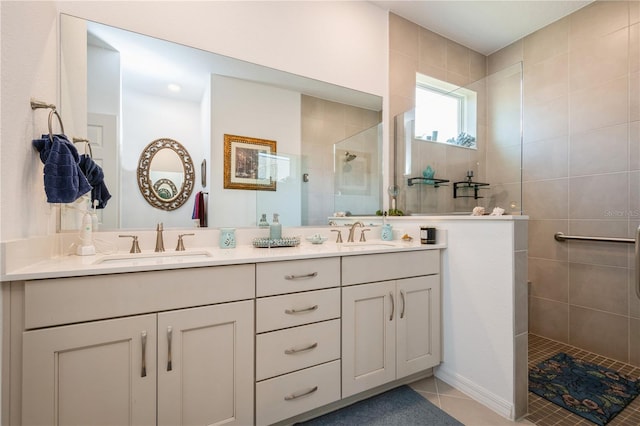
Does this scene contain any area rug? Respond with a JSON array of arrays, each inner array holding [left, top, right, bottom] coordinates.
[[529, 352, 640, 425], [296, 385, 463, 425]]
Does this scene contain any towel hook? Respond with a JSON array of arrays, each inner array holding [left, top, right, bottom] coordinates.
[[72, 137, 93, 158], [30, 98, 65, 139]]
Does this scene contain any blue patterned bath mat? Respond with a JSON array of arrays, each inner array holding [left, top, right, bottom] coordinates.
[[529, 352, 640, 425]]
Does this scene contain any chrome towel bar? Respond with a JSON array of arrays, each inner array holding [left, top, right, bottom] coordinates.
[[554, 227, 640, 299]]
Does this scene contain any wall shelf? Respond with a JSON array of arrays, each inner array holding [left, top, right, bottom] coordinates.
[[407, 177, 450, 188], [453, 180, 489, 199]]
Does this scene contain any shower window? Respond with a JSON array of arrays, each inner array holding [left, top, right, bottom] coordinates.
[[415, 73, 477, 149]]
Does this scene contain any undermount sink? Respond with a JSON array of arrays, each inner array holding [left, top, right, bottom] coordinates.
[[93, 250, 213, 265], [340, 242, 398, 249]]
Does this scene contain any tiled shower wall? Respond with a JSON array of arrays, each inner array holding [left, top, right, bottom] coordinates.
[[301, 95, 381, 225], [488, 1, 639, 366]]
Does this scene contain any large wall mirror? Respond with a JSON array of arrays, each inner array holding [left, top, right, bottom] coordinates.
[[60, 14, 382, 231]]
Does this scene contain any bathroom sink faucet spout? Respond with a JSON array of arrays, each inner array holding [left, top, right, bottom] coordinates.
[[155, 222, 165, 252], [347, 221, 364, 243]]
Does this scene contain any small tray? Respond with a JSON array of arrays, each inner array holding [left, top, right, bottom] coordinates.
[[252, 236, 300, 248]]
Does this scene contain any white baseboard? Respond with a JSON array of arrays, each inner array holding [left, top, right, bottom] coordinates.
[[435, 365, 514, 420]]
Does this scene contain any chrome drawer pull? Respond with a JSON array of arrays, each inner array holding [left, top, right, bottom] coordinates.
[[140, 331, 147, 378], [284, 342, 318, 355], [284, 386, 318, 401], [167, 326, 173, 372], [284, 305, 318, 315], [284, 272, 318, 280], [389, 292, 395, 321]]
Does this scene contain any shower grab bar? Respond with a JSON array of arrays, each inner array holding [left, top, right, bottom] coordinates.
[[555, 227, 640, 299]]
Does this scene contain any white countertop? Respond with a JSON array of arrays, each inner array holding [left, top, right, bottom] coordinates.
[[4, 239, 445, 281]]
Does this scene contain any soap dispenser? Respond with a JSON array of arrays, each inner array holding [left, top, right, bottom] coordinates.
[[270, 213, 282, 240]]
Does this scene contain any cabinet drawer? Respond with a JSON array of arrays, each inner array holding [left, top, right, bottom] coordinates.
[[256, 288, 340, 333], [24, 264, 255, 329], [256, 257, 340, 296], [256, 319, 340, 381], [342, 250, 439, 286], [256, 360, 340, 425]]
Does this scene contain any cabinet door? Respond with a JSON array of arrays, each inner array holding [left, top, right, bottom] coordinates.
[[22, 314, 157, 426], [342, 281, 396, 398], [157, 300, 254, 426], [396, 275, 441, 378]]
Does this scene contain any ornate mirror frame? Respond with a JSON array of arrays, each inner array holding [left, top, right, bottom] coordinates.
[[137, 138, 195, 211]]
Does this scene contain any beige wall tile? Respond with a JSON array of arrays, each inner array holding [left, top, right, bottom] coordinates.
[[632, 0, 640, 24], [523, 178, 568, 220], [523, 95, 568, 143], [446, 40, 470, 77], [569, 306, 629, 362], [445, 71, 470, 87], [485, 145, 521, 185], [529, 297, 568, 342], [523, 17, 569, 66], [568, 220, 631, 267], [528, 219, 569, 261], [570, 76, 628, 134], [389, 50, 418, 101], [568, 173, 628, 220], [418, 28, 446, 69], [569, 263, 629, 315], [629, 268, 640, 319], [631, 121, 640, 171], [528, 257, 569, 302], [569, 124, 629, 176], [488, 40, 523, 75], [389, 94, 414, 120], [569, 28, 628, 93], [523, 136, 568, 182], [416, 62, 447, 82], [631, 71, 639, 122], [486, 182, 521, 213], [631, 24, 639, 73], [569, 0, 629, 46], [389, 13, 418, 59], [469, 50, 486, 81], [630, 171, 640, 218], [523, 53, 568, 106], [631, 319, 640, 367]]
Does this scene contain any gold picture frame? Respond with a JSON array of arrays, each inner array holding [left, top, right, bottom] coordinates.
[[224, 134, 277, 191]]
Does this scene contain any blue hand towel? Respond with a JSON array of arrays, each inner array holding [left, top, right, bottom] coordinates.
[[32, 134, 92, 203], [79, 154, 111, 209]]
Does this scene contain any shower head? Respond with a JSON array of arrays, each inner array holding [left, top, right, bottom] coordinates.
[[345, 152, 357, 162]]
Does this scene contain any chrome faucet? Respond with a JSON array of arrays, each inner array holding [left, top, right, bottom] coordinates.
[[155, 222, 165, 252], [347, 221, 364, 243]]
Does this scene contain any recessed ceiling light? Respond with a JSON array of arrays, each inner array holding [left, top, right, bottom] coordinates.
[[168, 83, 181, 92]]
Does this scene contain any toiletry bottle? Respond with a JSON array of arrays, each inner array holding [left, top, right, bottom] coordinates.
[[91, 200, 99, 232], [270, 213, 282, 240], [76, 212, 96, 255], [258, 213, 269, 228]]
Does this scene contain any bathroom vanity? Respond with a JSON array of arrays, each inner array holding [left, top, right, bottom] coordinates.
[[3, 240, 443, 426]]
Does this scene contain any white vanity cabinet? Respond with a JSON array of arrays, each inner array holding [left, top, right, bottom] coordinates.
[[19, 265, 255, 426], [254, 258, 342, 425], [341, 250, 441, 397]]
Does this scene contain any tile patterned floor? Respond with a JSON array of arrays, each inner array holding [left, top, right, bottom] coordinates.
[[409, 334, 640, 425], [525, 334, 640, 426]]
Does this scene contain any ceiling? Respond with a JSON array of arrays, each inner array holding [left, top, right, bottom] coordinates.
[[370, 0, 594, 55]]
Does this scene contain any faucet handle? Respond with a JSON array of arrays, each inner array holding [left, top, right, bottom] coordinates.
[[331, 229, 343, 243], [119, 235, 141, 253], [175, 233, 195, 251], [360, 229, 370, 242]]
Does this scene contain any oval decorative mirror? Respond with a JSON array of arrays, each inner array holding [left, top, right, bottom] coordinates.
[[137, 138, 195, 211]]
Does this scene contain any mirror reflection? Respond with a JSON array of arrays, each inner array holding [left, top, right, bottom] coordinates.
[[137, 138, 194, 211], [60, 14, 383, 231]]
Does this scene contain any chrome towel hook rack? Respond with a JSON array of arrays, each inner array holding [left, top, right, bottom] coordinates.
[[554, 227, 640, 299], [72, 137, 93, 158], [30, 98, 65, 139]]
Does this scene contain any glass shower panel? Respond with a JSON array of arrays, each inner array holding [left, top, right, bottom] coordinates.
[[394, 62, 523, 215], [255, 152, 302, 227], [333, 123, 383, 216]]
